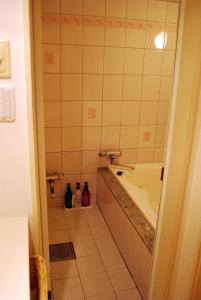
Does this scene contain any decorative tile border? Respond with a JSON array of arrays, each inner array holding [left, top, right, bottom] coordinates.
[[42, 14, 178, 32], [98, 167, 155, 254]]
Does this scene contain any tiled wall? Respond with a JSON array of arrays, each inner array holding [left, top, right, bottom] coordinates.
[[42, 0, 180, 206]]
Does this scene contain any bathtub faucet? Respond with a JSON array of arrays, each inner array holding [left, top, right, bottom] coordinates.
[[99, 151, 121, 164]]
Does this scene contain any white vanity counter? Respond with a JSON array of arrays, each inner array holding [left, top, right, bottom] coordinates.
[[0, 217, 30, 300]]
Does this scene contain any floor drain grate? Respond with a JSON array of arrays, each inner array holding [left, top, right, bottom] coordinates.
[[49, 242, 76, 262]]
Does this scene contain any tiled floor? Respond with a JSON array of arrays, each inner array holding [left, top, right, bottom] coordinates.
[[48, 203, 142, 300]]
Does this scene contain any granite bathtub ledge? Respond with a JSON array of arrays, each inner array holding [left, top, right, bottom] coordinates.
[[98, 167, 155, 254]]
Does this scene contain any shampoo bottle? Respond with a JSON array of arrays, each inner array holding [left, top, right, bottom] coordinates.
[[74, 182, 82, 207], [82, 182, 90, 207], [65, 183, 72, 208]]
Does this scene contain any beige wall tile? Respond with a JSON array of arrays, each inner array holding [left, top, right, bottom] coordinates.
[[45, 128, 61, 152], [155, 124, 167, 147], [82, 127, 101, 150], [123, 76, 142, 100], [61, 0, 83, 15], [145, 22, 166, 49], [101, 126, 120, 149], [143, 49, 163, 75], [106, 0, 127, 18], [43, 74, 60, 101], [120, 126, 138, 148], [84, 0, 105, 16], [83, 23, 105, 46], [102, 101, 122, 126], [82, 151, 100, 173], [105, 26, 126, 47], [61, 22, 83, 45], [157, 102, 170, 124], [126, 27, 146, 48], [160, 77, 173, 100], [119, 149, 137, 164], [103, 75, 123, 101], [121, 101, 140, 125], [82, 101, 102, 126], [127, 0, 147, 20], [140, 101, 158, 125], [62, 152, 82, 174], [124, 48, 144, 75], [104, 47, 125, 74], [166, 24, 177, 51], [162, 51, 176, 76], [83, 74, 103, 100], [43, 44, 60, 73], [62, 127, 82, 151], [147, 0, 167, 22], [138, 125, 156, 148], [61, 101, 82, 127], [61, 74, 82, 100], [81, 173, 97, 194], [142, 76, 160, 100], [61, 45, 82, 73], [83, 46, 104, 74], [44, 102, 61, 127], [166, 2, 180, 23], [46, 152, 62, 173], [153, 147, 164, 162], [42, 0, 60, 13], [42, 19, 60, 44], [137, 148, 154, 162]]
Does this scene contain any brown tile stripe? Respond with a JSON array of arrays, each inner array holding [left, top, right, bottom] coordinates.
[[98, 167, 155, 254], [42, 14, 177, 32]]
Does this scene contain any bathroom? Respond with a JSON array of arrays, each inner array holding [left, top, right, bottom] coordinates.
[[1, 0, 201, 300]]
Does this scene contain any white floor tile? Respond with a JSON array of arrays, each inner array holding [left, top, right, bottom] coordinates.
[[77, 254, 105, 276], [94, 237, 119, 254], [100, 252, 126, 271], [116, 288, 142, 300], [73, 239, 99, 257], [90, 224, 111, 239], [81, 272, 113, 297], [69, 227, 93, 241], [107, 269, 135, 291], [52, 277, 84, 300], [86, 292, 117, 300], [50, 260, 78, 280], [49, 229, 70, 244], [65, 214, 88, 228]]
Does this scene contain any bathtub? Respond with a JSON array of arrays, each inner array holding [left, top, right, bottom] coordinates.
[[97, 162, 163, 299], [108, 162, 163, 229]]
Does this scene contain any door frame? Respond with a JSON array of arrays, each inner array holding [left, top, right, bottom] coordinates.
[[149, 0, 201, 299]]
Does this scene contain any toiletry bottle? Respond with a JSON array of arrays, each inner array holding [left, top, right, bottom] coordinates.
[[82, 182, 90, 207], [65, 183, 72, 208], [74, 182, 82, 207]]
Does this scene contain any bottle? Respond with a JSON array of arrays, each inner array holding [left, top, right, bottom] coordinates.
[[74, 182, 82, 207], [82, 182, 90, 207], [65, 183, 72, 208]]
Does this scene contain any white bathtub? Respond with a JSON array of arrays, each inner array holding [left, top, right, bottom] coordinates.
[[108, 162, 163, 229]]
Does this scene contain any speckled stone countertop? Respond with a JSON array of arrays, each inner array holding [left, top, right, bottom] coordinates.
[[98, 167, 155, 254]]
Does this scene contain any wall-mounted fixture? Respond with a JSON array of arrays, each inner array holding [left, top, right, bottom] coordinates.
[[99, 151, 121, 164], [46, 172, 64, 198], [0, 85, 15, 122]]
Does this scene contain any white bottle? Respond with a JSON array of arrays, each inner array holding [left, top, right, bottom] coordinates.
[[74, 182, 82, 207]]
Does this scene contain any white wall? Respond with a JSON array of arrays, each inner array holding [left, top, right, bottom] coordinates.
[[0, 0, 32, 218]]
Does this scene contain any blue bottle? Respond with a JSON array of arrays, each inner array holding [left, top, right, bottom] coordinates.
[[65, 183, 72, 208]]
